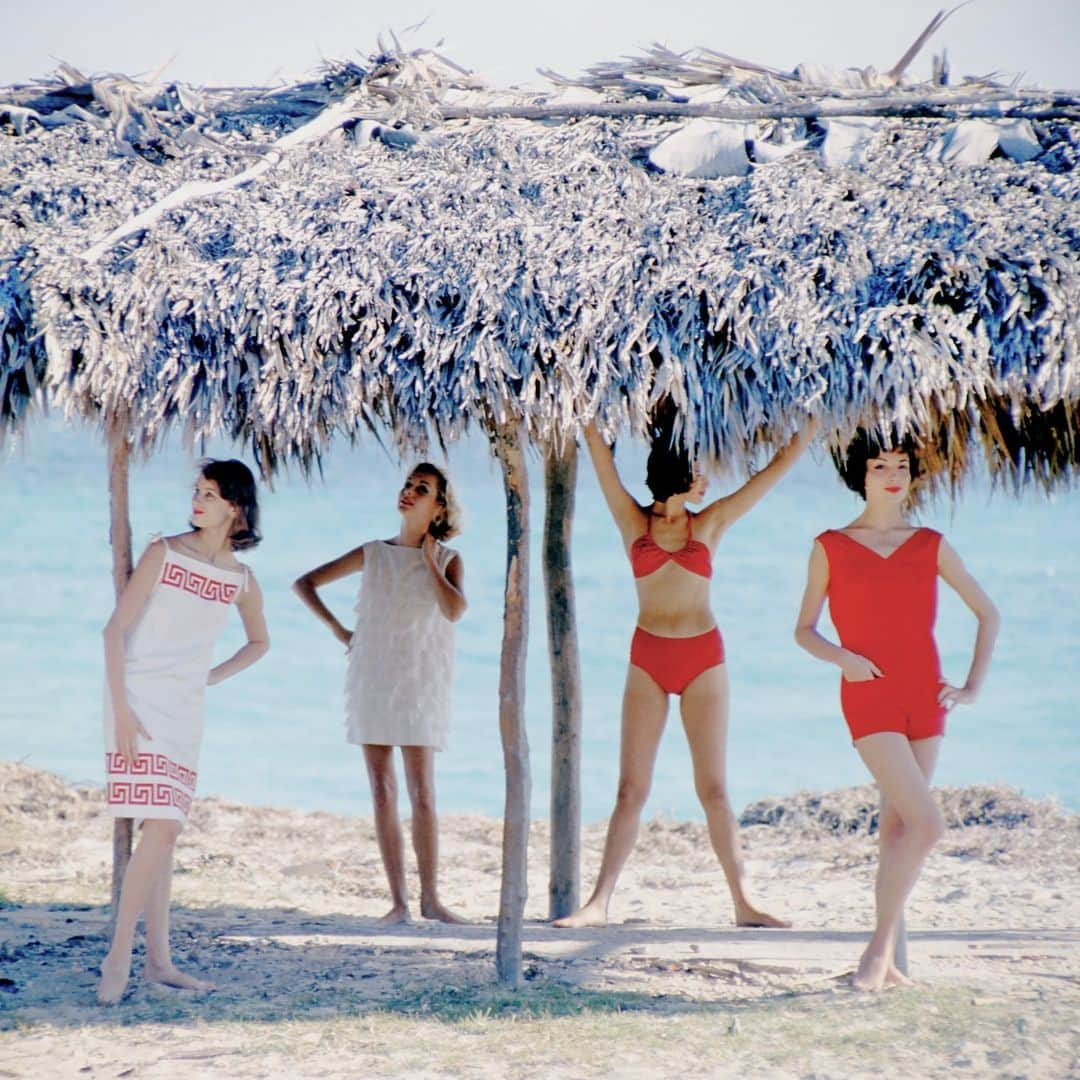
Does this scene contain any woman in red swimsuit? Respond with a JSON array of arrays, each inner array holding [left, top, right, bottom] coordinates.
[[554, 408, 816, 929], [794, 432, 999, 991]]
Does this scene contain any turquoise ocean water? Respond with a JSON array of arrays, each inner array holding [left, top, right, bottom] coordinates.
[[2, 415, 1077, 820]]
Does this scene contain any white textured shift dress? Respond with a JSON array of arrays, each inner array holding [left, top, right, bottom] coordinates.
[[345, 539, 457, 751], [104, 538, 247, 824]]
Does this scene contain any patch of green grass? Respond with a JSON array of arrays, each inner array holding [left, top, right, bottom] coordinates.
[[377, 979, 718, 1023]]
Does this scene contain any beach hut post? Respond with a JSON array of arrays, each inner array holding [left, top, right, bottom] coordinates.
[[107, 422, 134, 923], [543, 442, 582, 919], [492, 422, 531, 986]]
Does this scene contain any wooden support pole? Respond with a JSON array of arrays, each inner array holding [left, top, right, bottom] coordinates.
[[108, 426, 134, 925], [543, 444, 581, 920], [493, 424, 531, 987]]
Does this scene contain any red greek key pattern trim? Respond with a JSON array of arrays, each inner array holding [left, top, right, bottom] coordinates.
[[161, 561, 238, 605], [106, 781, 192, 816], [106, 751, 197, 790]]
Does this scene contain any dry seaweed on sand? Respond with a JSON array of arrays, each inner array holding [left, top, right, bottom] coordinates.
[[739, 783, 1073, 836]]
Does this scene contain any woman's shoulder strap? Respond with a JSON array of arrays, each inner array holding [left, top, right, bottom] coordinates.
[[918, 527, 944, 556]]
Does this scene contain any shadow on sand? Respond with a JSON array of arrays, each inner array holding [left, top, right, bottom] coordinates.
[[3, 901, 1075, 1029]]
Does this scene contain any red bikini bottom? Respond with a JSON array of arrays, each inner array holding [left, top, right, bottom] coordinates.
[[630, 626, 725, 695]]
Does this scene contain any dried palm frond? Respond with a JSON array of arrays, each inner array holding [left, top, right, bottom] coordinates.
[[1, 41, 1077, 493]]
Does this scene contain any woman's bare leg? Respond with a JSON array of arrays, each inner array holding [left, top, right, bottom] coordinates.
[[853, 733, 944, 991], [143, 851, 214, 992], [552, 665, 669, 927], [680, 665, 789, 928], [363, 744, 410, 924], [401, 746, 465, 923], [97, 819, 182, 1004]]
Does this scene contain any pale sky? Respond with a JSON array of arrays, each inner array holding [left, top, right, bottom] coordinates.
[[3, 0, 1078, 91]]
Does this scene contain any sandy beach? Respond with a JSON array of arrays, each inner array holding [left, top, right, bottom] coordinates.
[[0, 761, 1076, 1078]]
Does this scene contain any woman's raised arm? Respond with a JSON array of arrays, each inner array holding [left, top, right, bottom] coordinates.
[[583, 422, 645, 544], [699, 420, 817, 532]]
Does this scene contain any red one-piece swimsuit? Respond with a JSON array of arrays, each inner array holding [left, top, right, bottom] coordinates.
[[817, 528, 946, 743]]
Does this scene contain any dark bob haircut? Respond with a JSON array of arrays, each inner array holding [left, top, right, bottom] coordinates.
[[197, 459, 262, 550], [832, 430, 921, 499], [645, 400, 694, 503]]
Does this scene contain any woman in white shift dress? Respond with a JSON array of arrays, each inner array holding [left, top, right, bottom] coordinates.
[[97, 460, 270, 1004], [294, 463, 467, 925]]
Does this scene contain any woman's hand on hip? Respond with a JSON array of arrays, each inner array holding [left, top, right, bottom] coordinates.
[[840, 650, 883, 682], [938, 682, 976, 709]]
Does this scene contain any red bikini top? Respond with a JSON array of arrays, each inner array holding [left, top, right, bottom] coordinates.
[[630, 513, 712, 579]]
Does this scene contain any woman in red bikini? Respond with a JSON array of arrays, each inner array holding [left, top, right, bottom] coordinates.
[[794, 432, 999, 991], [554, 408, 816, 929]]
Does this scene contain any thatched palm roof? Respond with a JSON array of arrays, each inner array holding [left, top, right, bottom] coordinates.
[[2, 42, 1079, 487]]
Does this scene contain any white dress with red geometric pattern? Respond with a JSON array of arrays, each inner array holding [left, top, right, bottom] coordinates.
[[104, 537, 246, 825]]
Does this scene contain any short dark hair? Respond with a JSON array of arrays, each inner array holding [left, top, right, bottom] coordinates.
[[645, 400, 694, 503], [198, 459, 261, 550], [833, 430, 920, 499]]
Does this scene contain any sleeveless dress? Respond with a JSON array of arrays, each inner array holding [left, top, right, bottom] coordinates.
[[345, 539, 458, 750], [817, 527, 946, 743], [104, 538, 247, 823]]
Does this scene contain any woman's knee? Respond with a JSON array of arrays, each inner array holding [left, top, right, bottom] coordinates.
[[141, 820, 182, 847], [408, 781, 437, 818], [368, 771, 398, 809], [919, 805, 946, 848], [878, 806, 906, 846], [898, 803, 945, 850], [694, 777, 730, 812], [615, 777, 650, 813]]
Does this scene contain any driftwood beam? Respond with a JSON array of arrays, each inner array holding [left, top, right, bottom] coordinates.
[[544, 444, 582, 921], [107, 425, 134, 927], [493, 423, 531, 987], [438, 95, 1080, 123], [79, 96, 373, 263]]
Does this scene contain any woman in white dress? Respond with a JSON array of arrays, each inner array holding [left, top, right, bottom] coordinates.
[[294, 463, 467, 925], [98, 460, 270, 1004]]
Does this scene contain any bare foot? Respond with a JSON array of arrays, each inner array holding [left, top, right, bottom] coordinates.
[[375, 904, 411, 927], [851, 946, 890, 992], [884, 964, 911, 988], [420, 900, 468, 924], [96, 954, 131, 1005], [551, 899, 608, 929], [144, 962, 215, 993], [735, 904, 791, 929]]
